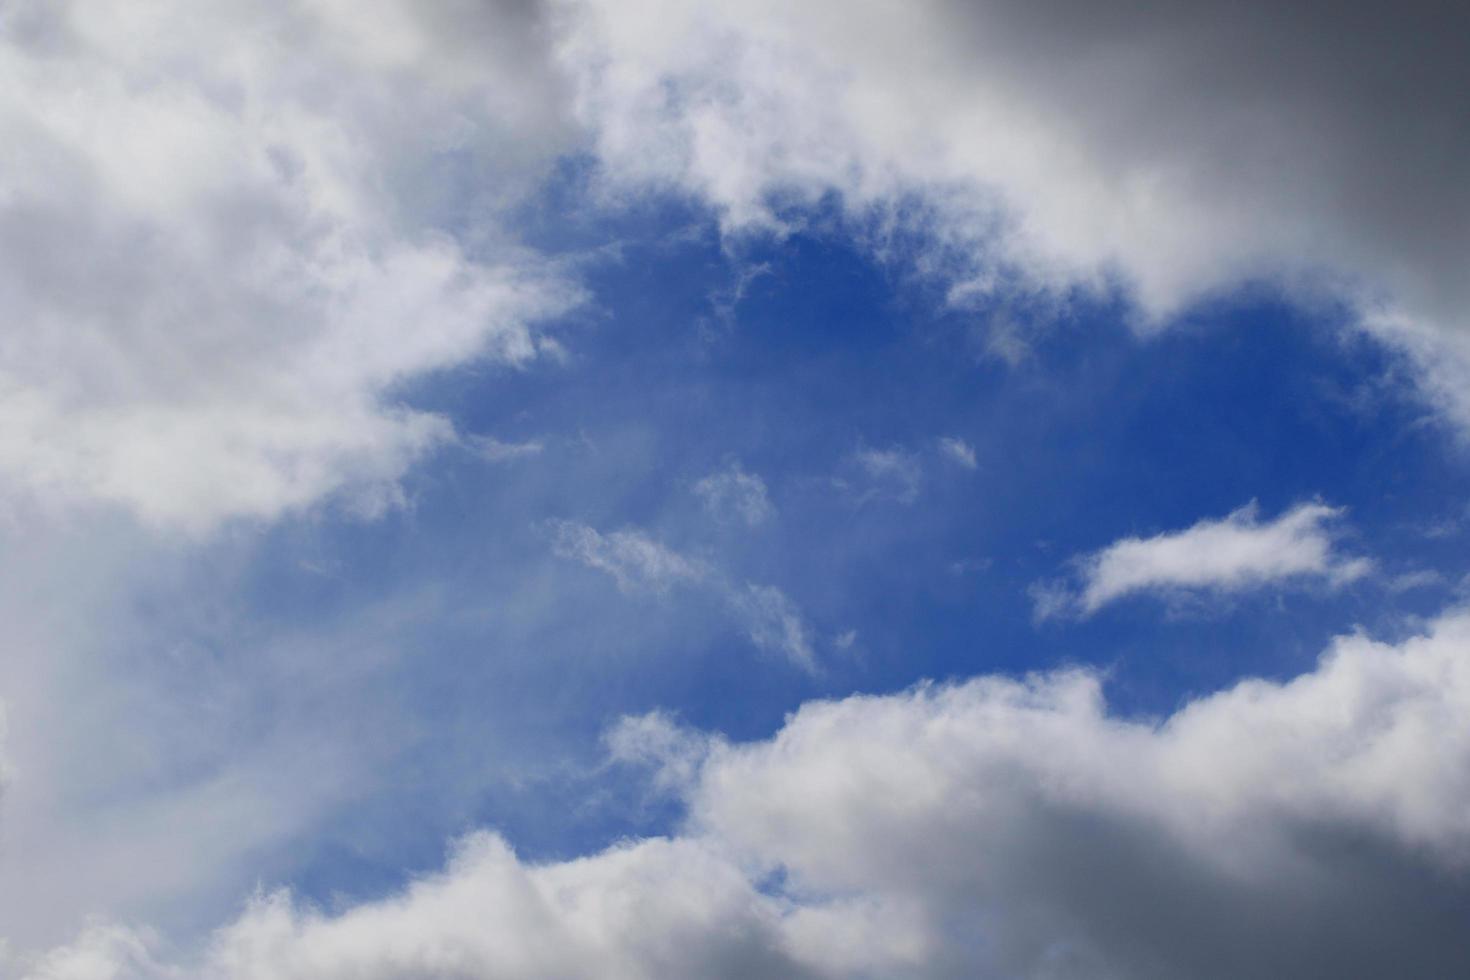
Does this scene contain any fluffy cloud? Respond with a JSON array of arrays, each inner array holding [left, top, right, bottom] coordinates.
[[11, 0, 1470, 535], [0, 0, 578, 532], [1036, 501, 1372, 618], [558, 0, 1470, 425], [9, 0, 1470, 533], [29, 609, 1470, 978]]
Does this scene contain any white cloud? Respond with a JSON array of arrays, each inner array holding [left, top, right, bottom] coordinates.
[[6, 0, 1470, 533], [936, 437, 977, 470], [548, 521, 708, 594], [1039, 501, 1373, 618], [558, 0, 1470, 429], [604, 710, 717, 797], [466, 436, 545, 463], [9, 0, 1470, 538], [549, 522, 816, 669], [847, 448, 922, 505], [726, 584, 816, 672], [0, 0, 578, 532], [20, 923, 176, 980], [30, 609, 1470, 977], [694, 461, 774, 526]]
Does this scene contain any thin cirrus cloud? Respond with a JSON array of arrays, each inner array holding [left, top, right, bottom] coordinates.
[[549, 520, 815, 670], [465, 435, 546, 463], [548, 520, 709, 594], [844, 447, 923, 505], [937, 436, 978, 470], [693, 461, 774, 526], [28, 610, 1470, 978], [1035, 502, 1373, 619]]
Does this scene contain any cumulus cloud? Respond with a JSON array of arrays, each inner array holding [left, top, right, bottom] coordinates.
[[0, 0, 578, 532], [1038, 501, 1373, 618], [8, 0, 1470, 533], [12, 0, 1470, 536], [30, 609, 1470, 978], [559, 0, 1470, 426], [694, 461, 774, 526]]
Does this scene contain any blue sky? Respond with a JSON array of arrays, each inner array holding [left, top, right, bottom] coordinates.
[[6, 2, 1470, 978]]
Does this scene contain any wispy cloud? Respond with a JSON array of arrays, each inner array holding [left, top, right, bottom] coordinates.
[[548, 521, 708, 594], [727, 584, 816, 672], [845, 447, 923, 505], [694, 461, 774, 526], [604, 710, 717, 796], [937, 436, 978, 470], [1035, 502, 1373, 619], [465, 435, 545, 463], [549, 521, 815, 670]]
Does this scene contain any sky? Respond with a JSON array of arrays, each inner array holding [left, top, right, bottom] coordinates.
[[4, 1, 1470, 977]]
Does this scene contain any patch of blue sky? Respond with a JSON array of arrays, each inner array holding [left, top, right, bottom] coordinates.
[[213, 175, 1470, 912]]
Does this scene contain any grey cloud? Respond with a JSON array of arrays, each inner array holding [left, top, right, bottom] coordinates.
[[561, 0, 1470, 426]]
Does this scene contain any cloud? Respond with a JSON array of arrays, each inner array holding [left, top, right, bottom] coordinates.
[[936, 437, 977, 470], [30, 609, 1470, 978], [694, 461, 774, 526], [0, 0, 578, 532], [1038, 502, 1373, 618], [559, 0, 1470, 427], [20, 923, 176, 980], [466, 436, 545, 463], [846, 448, 922, 505], [549, 522, 816, 669], [726, 583, 816, 672], [604, 710, 717, 797], [548, 521, 708, 594], [12, 0, 1470, 538]]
